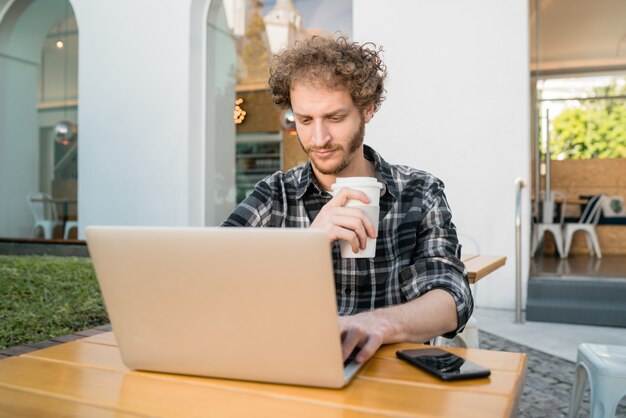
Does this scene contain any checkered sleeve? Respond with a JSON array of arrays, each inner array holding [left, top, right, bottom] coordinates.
[[221, 179, 275, 227], [398, 177, 474, 337]]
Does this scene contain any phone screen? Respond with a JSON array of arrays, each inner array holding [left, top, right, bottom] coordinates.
[[396, 348, 491, 381]]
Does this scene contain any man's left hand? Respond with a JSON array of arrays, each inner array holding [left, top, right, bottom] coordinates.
[[339, 312, 396, 364], [337, 290, 459, 364]]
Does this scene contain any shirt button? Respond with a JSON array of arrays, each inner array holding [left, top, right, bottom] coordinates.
[[345, 287, 352, 295]]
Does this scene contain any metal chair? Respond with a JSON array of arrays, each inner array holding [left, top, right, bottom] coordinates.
[[568, 343, 626, 418], [27, 192, 64, 239], [563, 194, 605, 258], [531, 191, 566, 258]]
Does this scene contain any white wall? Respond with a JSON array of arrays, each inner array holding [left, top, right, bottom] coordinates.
[[354, 1, 531, 309], [73, 0, 213, 233]]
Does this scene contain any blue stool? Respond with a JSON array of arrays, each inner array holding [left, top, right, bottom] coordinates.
[[569, 343, 626, 418]]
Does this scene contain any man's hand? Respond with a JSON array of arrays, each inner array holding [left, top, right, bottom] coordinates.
[[310, 188, 377, 253], [339, 311, 396, 364], [338, 290, 459, 364]]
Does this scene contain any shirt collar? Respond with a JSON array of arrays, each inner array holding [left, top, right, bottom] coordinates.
[[364, 144, 397, 200], [295, 144, 398, 200], [296, 160, 319, 200]]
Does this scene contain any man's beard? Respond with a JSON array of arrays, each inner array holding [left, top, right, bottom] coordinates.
[[300, 118, 365, 175]]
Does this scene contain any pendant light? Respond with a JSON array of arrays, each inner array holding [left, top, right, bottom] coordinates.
[[54, 1, 76, 146]]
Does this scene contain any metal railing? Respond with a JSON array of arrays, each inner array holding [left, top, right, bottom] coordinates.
[[514, 177, 526, 324]]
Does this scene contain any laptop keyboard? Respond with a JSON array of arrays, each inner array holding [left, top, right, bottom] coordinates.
[[343, 348, 360, 368]]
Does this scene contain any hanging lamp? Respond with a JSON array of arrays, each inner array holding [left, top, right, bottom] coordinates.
[[54, 1, 77, 146]]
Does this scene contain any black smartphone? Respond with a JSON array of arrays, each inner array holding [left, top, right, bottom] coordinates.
[[396, 347, 491, 381]]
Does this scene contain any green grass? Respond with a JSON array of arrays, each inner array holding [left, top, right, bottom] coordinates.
[[0, 255, 109, 350]]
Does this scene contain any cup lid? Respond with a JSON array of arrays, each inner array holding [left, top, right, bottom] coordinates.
[[331, 177, 382, 191]]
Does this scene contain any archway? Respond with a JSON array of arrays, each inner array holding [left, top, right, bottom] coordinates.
[[0, 0, 78, 238]]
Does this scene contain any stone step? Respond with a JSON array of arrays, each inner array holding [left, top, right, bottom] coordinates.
[[0, 237, 88, 257], [526, 277, 626, 327]]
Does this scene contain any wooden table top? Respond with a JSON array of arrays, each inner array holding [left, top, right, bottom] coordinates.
[[0, 331, 526, 418], [462, 254, 507, 284]]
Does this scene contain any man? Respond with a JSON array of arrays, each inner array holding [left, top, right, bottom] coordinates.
[[223, 36, 473, 364]]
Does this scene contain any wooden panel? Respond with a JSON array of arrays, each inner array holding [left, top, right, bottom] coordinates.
[[25, 339, 523, 398], [0, 386, 140, 418], [0, 357, 374, 418], [217, 377, 515, 418], [1, 339, 526, 418], [24, 339, 128, 371], [463, 256, 507, 283], [38, 334, 526, 375], [549, 159, 626, 193]]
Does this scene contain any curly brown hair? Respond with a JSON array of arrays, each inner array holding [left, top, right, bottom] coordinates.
[[268, 35, 387, 113]]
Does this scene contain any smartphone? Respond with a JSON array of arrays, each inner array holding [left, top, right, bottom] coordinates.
[[396, 347, 491, 381]]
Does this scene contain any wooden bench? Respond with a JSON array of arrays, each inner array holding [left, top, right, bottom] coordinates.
[[462, 254, 507, 284]]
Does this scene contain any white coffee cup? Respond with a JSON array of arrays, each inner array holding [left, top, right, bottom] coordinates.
[[330, 177, 383, 258]]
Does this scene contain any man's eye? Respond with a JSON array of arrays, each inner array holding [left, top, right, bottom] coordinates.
[[298, 118, 311, 125], [330, 116, 345, 122]]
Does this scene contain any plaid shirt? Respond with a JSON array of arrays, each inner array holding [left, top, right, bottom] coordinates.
[[222, 145, 473, 336]]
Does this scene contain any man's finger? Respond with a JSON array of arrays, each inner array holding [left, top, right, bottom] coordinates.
[[341, 328, 363, 362], [329, 187, 371, 207], [355, 333, 383, 363]]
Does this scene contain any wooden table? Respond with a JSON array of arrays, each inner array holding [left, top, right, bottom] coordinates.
[[0, 331, 526, 417], [462, 254, 507, 284]]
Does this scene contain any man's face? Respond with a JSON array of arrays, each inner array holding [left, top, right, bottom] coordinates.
[[290, 83, 374, 176]]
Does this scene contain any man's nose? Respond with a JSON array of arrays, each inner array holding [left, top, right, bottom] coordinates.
[[311, 120, 330, 146]]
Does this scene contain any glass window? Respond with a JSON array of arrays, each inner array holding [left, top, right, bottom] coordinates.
[[537, 75, 626, 160], [214, 0, 352, 210]]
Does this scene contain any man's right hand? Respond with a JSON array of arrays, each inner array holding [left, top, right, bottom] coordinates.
[[310, 187, 377, 253]]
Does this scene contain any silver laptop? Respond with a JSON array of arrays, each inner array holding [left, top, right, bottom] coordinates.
[[85, 226, 362, 388]]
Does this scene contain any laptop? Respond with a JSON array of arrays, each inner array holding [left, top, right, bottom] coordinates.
[[85, 226, 363, 388]]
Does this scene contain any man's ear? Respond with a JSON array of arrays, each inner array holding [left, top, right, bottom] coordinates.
[[362, 104, 375, 123]]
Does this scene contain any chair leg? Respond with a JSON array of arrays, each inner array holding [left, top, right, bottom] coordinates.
[[563, 228, 574, 258], [530, 226, 539, 257], [583, 234, 594, 256], [588, 232, 602, 259], [589, 377, 605, 418], [44, 224, 54, 239], [568, 364, 588, 418], [552, 230, 566, 258], [593, 377, 626, 418], [455, 316, 479, 348]]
